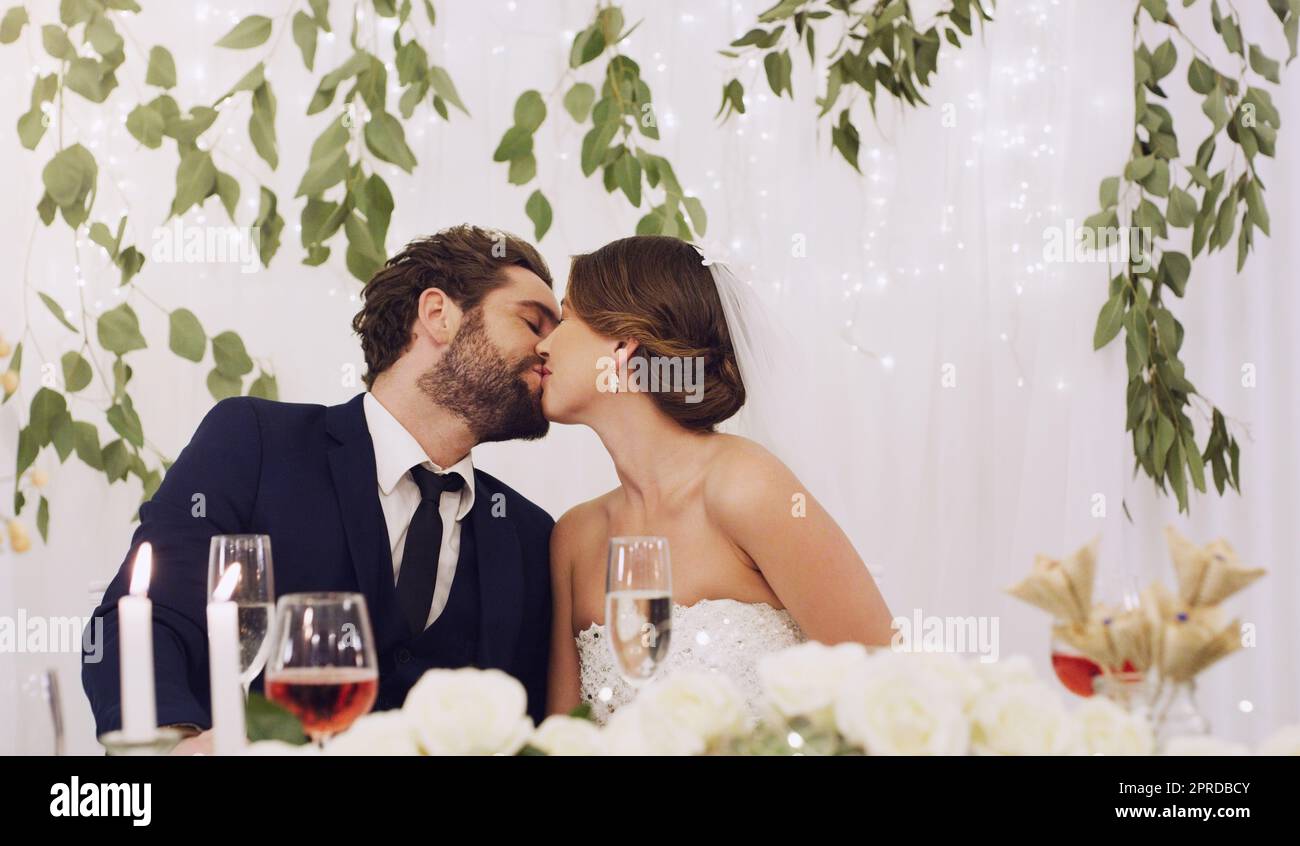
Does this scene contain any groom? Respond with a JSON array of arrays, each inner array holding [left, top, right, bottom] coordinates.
[[82, 224, 562, 745]]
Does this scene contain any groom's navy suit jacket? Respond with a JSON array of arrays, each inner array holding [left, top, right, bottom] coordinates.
[[82, 392, 554, 733]]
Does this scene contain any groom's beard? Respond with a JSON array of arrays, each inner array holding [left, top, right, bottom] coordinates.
[[418, 307, 549, 443]]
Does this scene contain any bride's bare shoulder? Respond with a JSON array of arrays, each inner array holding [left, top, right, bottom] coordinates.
[[551, 490, 617, 559], [701, 434, 800, 519]]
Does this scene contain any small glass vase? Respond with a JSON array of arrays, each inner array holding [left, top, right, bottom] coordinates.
[[1092, 670, 1151, 715], [1148, 678, 1209, 748]]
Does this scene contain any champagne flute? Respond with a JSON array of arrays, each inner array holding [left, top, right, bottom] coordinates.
[[265, 592, 379, 746], [604, 536, 673, 688], [208, 534, 275, 692]]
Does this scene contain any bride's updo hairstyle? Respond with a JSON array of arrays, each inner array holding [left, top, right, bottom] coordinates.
[[566, 235, 746, 432]]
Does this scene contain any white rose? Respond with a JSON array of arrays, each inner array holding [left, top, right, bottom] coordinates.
[[241, 740, 320, 756], [758, 641, 868, 723], [1074, 697, 1154, 756], [911, 652, 985, 713], [1256, 724, 1300, 756], [1163, 735, 1248, 756], [601, 701, 701, 756], [325, 710, 421, 756], [402, 667, 534, 755], [973, 654, 1039, 692], [529, 715, 606, 756], [970, 682, 1084, 755], [833, 653, 970, 755], [638, 670, 750, 743]]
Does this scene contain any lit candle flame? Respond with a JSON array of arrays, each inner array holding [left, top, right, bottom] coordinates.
[[128, 542, 153, 597], [213, 563, 242, 603]]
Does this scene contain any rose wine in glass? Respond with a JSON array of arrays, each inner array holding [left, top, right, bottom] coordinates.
[[266, 592, 378, 745], [605, 537, 673, 688], [208, 535, 276, 690]]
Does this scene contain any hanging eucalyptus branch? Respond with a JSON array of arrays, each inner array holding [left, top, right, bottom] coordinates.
[[295, 0, 468, 281], [493, 4, 707, 242], [1086, 0, 1297, 514], [716, 0, 992, 171], [0, 0, 474, 550], [0, 0, 290, 552]]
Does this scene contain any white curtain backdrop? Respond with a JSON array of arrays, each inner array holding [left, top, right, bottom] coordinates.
[[1, 0, 1295, 755]]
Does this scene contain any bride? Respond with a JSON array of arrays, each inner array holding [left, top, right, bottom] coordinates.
[[538, 235, 893, 724]]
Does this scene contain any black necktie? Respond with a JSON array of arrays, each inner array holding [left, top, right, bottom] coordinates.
[[396, 465, 465, 637]]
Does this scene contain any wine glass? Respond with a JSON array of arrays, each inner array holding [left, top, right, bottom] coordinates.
[[604, 536, 673, 688], [208, 534, 276, 692], [265, 592, 379, 746]]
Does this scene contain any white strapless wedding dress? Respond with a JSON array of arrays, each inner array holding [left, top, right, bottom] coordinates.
[[575, 598, 807, 725]]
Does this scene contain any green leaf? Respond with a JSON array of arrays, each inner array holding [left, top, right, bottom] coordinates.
[[507, 153, 536, 185], [212, 331, 254, 377], [61, 352, 92, 392], [245, 693, 307, 744], [613, 151, 642, 207], [1202, 84, 1229, 132], [363, 111, 417, 172], [37, 496, 49, 542], [1158, 251, 1191, 297], [493, 125, 533, 163], [1248, 44, 1280, 84], [295, 118, 349, 197], [564, 82, 596, 122], [216, 15, 272, 49], [41, 24, 74, 60], [525, 189, 552, 241], [206, 369, 242, 401], [107, 399, 144, 448], [125, 103, 165, 149], [1099, 176, 1119, 209], [74, 421, 102, 469], [292, 11, 318, 71], [170, 149, 217, 217], [215, 170, 240, 221], [254, 186, 284, 267], [1153, 414, 1175, 475], [0, 6, 28, 44], [513, 89, 546, 132], [249, 82, 278, 169], [38, 292, 78, 333], [1093, 290, 1126, 350], [1167, 187, 1197, 228], [97, 303, 147, 355], [168, 308, 207, 362], [41, 143, 97, 226], [1187, 57, 1216, 94], [248, 372, 278, 400], [101, 438, 129, 482], [427, 65, 468, 115], [683, 195, 707, 237], [146, 46, 176, 88], [1183, 430, 1206, 493], [29, 387, 67, 448]]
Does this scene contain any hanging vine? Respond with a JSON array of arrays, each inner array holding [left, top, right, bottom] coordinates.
[[1086, 0, 1296, 514], [715, 0, 993, 171], [493, 4, 707, 242]]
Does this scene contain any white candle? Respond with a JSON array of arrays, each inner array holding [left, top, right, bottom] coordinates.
[[119, 542, 156, 741], [207, 563, 246, 755]]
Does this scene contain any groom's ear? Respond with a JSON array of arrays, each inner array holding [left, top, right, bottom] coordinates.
[[416, 287, 461, 347]]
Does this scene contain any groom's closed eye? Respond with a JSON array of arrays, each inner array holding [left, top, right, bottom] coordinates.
[[518, 300, 560, 335]]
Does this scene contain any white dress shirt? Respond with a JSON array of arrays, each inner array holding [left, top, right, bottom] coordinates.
[[362, 392, 475, 630]]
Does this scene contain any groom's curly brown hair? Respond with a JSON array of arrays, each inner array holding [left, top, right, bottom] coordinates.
[[351, 224, 552, 388]]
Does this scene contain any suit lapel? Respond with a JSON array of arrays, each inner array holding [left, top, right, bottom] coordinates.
[[470, 475, 524, 672], [325, 393, 406, 653]]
